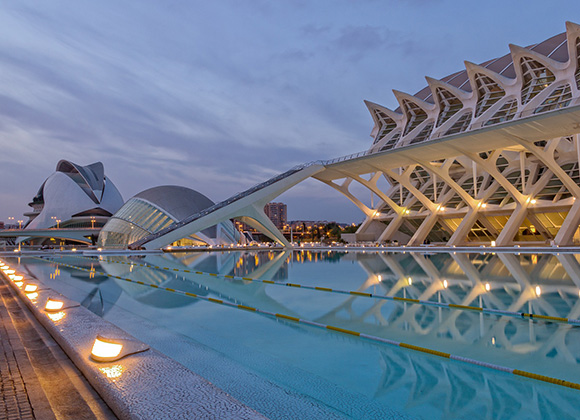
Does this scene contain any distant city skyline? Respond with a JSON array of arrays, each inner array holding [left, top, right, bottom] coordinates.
[[1, 1, 579, 224]]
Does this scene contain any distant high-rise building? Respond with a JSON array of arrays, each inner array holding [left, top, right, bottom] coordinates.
[[264, 202, 287, 229]]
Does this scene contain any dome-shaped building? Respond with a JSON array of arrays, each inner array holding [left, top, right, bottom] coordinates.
[[24, 160, 124, 232], [97, 185, 241, 248]]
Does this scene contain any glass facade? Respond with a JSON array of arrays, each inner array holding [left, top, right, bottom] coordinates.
[[98, 198, 177, 248]]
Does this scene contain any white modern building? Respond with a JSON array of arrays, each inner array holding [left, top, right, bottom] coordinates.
[[334, 21, 580, 246]]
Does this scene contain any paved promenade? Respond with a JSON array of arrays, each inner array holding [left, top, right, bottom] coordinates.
[[0, 276, 117, 420]]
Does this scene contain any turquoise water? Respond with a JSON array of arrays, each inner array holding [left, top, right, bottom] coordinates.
[[13, 250, 580, 419]]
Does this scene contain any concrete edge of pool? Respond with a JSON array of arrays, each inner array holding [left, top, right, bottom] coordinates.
[[0, 266, 269, 420]]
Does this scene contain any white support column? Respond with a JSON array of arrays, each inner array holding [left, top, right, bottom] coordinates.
[[407, 212, 439, 245], [520, 151, 526, 194], [377, 214, 406, 242], [554, 198, 580, 245], [447, 207, 480, 246], [433, 173, 437, 202], [399, 167, 403, 206], [472, 160, 478, 198]]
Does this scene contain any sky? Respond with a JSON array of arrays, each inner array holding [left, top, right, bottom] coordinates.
[[1, 0, 579, 224]]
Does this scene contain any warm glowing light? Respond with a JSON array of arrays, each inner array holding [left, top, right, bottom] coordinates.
[[443, 280, 448, 288], [491, 337, 496, 345], [91, 337, 123, 361], [24, 284, 38, 293], [535, 286, 542, 297], [4, 269, 15, 274], [99, 364, 125, 379], [481, 203, 487, 208], [26, 292, 38, 301], [491, 240, 496, 247], [377, 275, 382, 282], [14, 281, 24, 288], [97, 248, 102, 251], [408, 277, 413, 285], [405, 209, 410, 214], [485, 283, 491, 291], [47, 312, 66, 322], [71, 248, 77, 252], [530, 199, 537, 204], [13, 249, 19, 253], [45, 299, 64, 312]]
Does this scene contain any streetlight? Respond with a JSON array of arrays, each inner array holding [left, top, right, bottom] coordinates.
[[56, 220, 61, 229], [18, 220, 23, 229]]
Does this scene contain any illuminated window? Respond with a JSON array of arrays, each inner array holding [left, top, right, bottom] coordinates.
[[445, 111, 472, 135], [533, 84, 572, 114], [379, 131, 401, 151], [484, 99, 518, 126], [520, 57, 555, 105], [435, 87, 463, 127], [372, 110, 397, 144], [474, 73, 505, 117], [402, 100, 428, 136], [409, 122, 434, 144]]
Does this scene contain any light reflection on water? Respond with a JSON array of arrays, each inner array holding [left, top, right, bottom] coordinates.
[[16, 251, 580, 419]]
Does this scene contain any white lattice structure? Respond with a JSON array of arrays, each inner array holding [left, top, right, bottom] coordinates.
[[317, 22, 580, 246]]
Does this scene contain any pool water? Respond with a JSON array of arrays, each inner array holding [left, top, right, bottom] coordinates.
[[13, 250, 580, 419]]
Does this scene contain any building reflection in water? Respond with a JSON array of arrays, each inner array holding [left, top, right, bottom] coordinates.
[[17, 250, 580, 419]]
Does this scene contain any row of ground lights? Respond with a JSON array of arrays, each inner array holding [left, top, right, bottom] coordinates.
[[0, 260, 148, 367]]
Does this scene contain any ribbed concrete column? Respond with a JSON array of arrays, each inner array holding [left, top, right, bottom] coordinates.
[[407, 212, 439, 245]]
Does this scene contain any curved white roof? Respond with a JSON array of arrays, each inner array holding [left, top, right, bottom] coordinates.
[[366, 22, 580, 153]]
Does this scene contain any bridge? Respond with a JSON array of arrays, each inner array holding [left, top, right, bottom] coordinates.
[[0, 228, 100, 245]]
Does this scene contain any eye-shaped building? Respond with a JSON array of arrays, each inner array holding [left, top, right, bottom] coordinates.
[[97, 185, 241, 248], [24, 160, 124, 232]]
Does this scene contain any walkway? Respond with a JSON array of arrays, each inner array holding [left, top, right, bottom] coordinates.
[[0, 276, 117, 420]]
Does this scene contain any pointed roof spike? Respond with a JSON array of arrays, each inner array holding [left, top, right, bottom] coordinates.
[[464, 60, 516, 94], [364, 100, 404, 120], [425, 76, 472, 100], [364, 100, 404, 140], [392, 89, 437, 113], [565, 21, 580, 33], [509, 43, 567, 71], [565, 21, 580, 68]]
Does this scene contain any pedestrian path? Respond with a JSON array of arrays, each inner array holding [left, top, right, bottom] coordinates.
[[0, 277, 117, 420]]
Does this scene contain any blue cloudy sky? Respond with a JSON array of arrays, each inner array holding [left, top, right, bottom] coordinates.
[[1, 0, 579, 223]]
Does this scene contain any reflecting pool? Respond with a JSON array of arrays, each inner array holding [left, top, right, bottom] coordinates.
[[11, 250, 580, 419]]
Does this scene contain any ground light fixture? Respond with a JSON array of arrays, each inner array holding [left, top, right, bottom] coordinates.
[[24, 284, 38, 293], [91, 336, 123, 362], [90, 335, 149, 363], [9, 275, 23, 281], [535, 286, 542, 297], [45, 298, 65, 312], [485, 283, 491, 291], [14, 281, 24, 288], [26, 292, 38, 301], [443, 280, 448, 288]]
